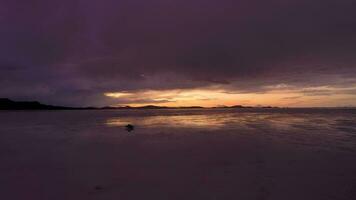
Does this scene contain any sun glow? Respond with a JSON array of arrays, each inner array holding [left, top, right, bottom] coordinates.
[[104, 92, 132, 98], [104, 85, 356, 107]]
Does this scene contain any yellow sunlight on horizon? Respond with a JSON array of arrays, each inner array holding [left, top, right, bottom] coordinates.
[[104, 85, 356, 107]]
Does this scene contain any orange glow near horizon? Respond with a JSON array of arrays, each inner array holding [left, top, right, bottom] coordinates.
[[104, 85, 356, 108]]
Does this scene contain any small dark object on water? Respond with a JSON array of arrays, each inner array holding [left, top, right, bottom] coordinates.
[[125, 124, 135, 132], [94, 185, 103, 190]]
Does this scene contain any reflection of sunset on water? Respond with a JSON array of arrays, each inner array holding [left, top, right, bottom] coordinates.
[[105, 110, 356, 137], [106, 114, 230, 129]]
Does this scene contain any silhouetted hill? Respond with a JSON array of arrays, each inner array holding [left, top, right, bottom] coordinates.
[[101, 105, 204, 109], [0, 98, 81, 110], [229, 105, 247, 108], [1, 98, 281, 110], [136, 105, 168, 109], [230, 105, 277, 109]]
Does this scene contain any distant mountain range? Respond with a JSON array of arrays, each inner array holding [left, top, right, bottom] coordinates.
[[1, 98, 273, 110], [1, 98, 355, 110], [101, 105, 205, 110]]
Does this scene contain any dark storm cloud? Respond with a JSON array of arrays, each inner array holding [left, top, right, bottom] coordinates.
[[1, 0, 356, 106]]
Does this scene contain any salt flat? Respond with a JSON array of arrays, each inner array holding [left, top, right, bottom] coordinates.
[[0, 109, 355, 200]]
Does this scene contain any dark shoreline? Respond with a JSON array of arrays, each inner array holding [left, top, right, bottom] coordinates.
[[1, 98, 355, 111]]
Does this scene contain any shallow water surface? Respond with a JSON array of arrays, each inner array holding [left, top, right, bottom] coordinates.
[[0, 109, 356, 200], [106, 109, 356, 150]]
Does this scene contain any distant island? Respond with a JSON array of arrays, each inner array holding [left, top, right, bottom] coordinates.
[[0, 98, 280, 110]]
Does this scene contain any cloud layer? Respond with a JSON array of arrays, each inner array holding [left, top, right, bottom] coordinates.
[[1, 0, 356, 106]]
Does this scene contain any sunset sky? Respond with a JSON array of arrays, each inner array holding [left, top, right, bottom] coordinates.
[[1, 0, 356, 107]]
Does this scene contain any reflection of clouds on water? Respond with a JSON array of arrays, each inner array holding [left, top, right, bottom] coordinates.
[[106, 110, 356, 152], [106, 111, 356, 135], [106, 114, 232, 129]]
